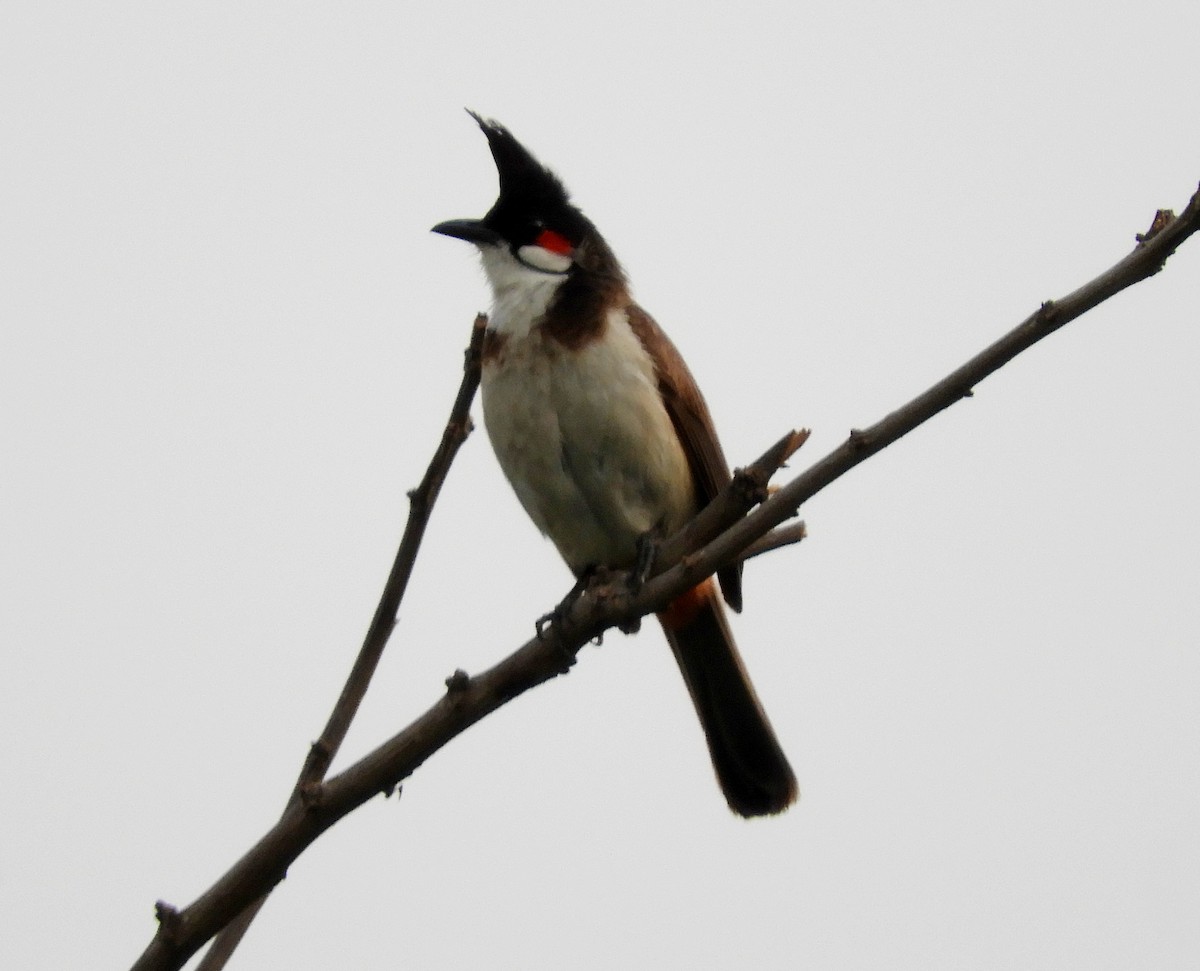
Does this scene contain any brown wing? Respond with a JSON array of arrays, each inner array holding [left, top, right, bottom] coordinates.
[[626, 304, 743, 612]]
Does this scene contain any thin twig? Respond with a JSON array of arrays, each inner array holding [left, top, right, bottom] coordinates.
[[130, 187, 1199, 971], [663, 189, 1200, 586], [741, 522, 808, 562], [192, 315, 488, 971]]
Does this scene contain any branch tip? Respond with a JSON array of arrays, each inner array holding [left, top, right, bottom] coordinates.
[[154, 900, 182, 938], [740, 522, 809, 562], [463, 313, 489, 360], [736, 429, 811, 494], [786, 427, 812, 457]]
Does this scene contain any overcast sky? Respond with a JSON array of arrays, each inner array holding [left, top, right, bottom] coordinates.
[[3, 2, 1199, 969]]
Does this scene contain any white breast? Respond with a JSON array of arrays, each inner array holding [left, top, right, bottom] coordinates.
[[481, 304, 696, 575]]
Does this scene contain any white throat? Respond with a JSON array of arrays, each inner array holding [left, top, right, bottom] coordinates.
[[478, 244, 569, 339]]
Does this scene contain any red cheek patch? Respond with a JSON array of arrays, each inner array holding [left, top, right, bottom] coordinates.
[[535, 228, 574, 255]]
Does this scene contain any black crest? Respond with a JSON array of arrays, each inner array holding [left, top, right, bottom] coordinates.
[[467, 110, 572, 216], [448, 111, 621, 287]]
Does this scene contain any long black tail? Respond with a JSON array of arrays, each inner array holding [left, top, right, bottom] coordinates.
[[659, 587, 797, 817]]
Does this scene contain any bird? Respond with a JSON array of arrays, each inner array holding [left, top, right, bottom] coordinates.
[[432, 111, 796, 817]]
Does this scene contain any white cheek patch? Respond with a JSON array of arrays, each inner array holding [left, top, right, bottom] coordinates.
[[516, 244, 572, 275]]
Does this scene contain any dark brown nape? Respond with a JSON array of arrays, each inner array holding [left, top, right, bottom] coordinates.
[[540, 232, 629, 351]]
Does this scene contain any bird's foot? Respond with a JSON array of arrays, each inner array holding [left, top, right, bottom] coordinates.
[[536, 567, 600, 641]]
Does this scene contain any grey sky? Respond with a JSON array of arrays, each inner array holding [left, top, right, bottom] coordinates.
[[3, 2, 1198, 968]]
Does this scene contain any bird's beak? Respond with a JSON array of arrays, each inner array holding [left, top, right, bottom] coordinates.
[[431, 219, 503, 246]]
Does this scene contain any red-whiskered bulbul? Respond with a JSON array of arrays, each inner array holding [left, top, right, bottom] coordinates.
[[433, 112, 796, 817]]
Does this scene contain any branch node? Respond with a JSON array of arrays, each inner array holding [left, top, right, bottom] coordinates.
[[962, 388, 975, 399], [444, 669, 471, 693], [731, 464, 771, 504], [298, 781, 325, 809], [447, 416, 475, 443], [848, 428, 871, 450], [1136, 208, 1176, 244], [1038, 300, 1060, 324]]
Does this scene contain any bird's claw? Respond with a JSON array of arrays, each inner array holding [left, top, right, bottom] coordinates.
[[630, 531, 660, 594]]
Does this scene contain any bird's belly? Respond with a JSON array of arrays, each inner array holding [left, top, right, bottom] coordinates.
[[481, 319, 695, 575]]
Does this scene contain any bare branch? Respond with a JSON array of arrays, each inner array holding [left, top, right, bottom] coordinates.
[[658, 429, 810, 571], [130, 187, 1200, 971], [741, 522, 808, 562], [301, 313, 488, 787], [190, 315, 488, 971], [701, 185, 1200, 571]]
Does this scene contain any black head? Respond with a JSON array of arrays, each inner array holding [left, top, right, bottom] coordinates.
[[432, 111, 613, 277]]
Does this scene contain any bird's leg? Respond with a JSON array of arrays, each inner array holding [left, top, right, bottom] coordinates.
[[536, 535, 663, 642], [536, 566, 600, 640], [601, 530, 664, 637]]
